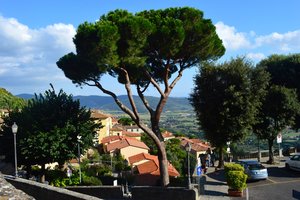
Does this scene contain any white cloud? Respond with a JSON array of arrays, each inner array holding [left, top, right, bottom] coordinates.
[[215, 22, 252, 50], [246, 53, 266, 61], [0, 15, 76, 94], [255, 30, 300, 52], [215, 21, 300, 63]]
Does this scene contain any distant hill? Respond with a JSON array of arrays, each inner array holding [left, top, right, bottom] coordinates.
[[0, 88, 26, 109], [17, 94, 193, 113]]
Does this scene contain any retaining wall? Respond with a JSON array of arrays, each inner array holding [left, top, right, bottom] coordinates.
[[66, 185, 124, 199], [131, 186, 199, 200], [4, 176, 102, 200]]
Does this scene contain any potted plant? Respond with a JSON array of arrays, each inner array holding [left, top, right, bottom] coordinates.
[[224, 163, 247, 197]]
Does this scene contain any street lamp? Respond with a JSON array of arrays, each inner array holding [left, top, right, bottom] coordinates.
[[77, 135, 82, 184], [11, 122, 18, 177], [226, 141, 231, 162], [123, 159, 129, 195], [185, 142, 192, 189]]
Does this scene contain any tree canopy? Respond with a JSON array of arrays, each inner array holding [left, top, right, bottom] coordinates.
[[57, 7, 225, 186], [253, 85, 300, 163], [118, 117, 135, 126], [190, 57, 270, 167], [257, 54, 300, 130], [0, 86, 99, 173]]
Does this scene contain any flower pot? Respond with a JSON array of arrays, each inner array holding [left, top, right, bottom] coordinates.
[[228, 189, 243, 197]]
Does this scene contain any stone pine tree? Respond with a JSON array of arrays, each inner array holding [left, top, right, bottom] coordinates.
[[0, 86, 98, 181], [258, 54, 300, 131], [253, 85, 300, 164], [190, 57, 269, 168], [57, 7, 225, 186]]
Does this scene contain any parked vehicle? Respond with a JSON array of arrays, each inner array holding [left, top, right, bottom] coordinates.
[[236, 160, 268, 180], [285, 153, 300, 171]]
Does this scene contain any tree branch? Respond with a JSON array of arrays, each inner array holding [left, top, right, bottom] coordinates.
[[163, 59, 170, 93], [144, 70, 165, 96], [92, 80, 138, 122], [169, 68, 184, 90], [137, 84, 154, 114], [120, 68, 140, 123]]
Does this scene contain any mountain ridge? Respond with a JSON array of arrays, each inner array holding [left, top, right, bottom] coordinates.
[[17, 94, 193, 113]]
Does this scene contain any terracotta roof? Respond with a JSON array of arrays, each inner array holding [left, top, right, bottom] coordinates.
[[162, 131, 174, 138], [91, 111, 111, 119], [180, 137, 211, 152], [136, 160, 159, 174], [101, 135, 123, 144], [106, 138, 149, 152], [128, 153, 179, 177], [128, 152, 157, 165], [124, 125, 141, 129], [110, 124, 124, 131], [189, 138, 203, 144], [112, 118, 118, 123], [122, 130, 141, 137], [190, 142, 209, 152]]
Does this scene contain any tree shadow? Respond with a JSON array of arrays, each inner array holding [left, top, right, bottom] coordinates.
[[267, 166, 300, 178], [206, 169, 227, 183]]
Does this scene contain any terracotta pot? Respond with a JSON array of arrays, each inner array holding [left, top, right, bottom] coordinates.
[[228, 189, 243, 197]]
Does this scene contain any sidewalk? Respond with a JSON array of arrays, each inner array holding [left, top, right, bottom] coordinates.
[[200, 166, 231, 200]]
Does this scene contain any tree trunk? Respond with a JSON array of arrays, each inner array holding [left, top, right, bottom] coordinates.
[[218, 148, 224, 168], [151, 119, 170, 187], [157, 142, 169, 186], [267, 139, 274, 164]]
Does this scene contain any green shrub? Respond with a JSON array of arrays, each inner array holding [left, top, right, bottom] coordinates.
[[82, 175, 102, 186], [224, 163, 243, 178], [224, 163, 244, 173], [226, 170, 247, 191]]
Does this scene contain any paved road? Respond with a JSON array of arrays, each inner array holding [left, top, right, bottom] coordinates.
[[246, 165, 300, 200]]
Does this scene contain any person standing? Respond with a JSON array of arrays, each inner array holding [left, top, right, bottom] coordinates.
[[207, 148, 212, 166]]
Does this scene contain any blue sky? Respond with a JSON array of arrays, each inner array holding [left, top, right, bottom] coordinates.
[[1, 0, 300, 97]]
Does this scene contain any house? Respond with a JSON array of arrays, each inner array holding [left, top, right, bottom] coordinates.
[[101, 135, 124, 145], [123, 125, 144, 134], [91, 110, 113, 144], [105, 137, 149, 161], [162, 130, 175, 141], [109, 125, 141, 141], [121, 130, 141, 141], [180, 137, 212, 166], [110, 125, 124, 136], [128, 152, 180, 186]]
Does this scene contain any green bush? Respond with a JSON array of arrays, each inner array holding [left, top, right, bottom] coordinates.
[[47, 168, 81, 187], [224, 163, 244, 178], [226, 170, 247, 191], [46, 169, 66, 182], [224, 163, 244, 173], [82, 174, 102, 186]]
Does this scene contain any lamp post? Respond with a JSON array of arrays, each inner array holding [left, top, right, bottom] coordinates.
[[77, 135, 82, 184], [226, 141, 231, 162], [11, 122, 18, 177], [123, 159, 129, 194], [185, 142, 192, 189]]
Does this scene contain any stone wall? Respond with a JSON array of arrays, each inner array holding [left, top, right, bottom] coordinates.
[[66, 185, 124, 199], [131, 186, 199, 200], [4, 175, 102, 200], [0, 173, 35, 200], [2, 173, 199, 200]]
